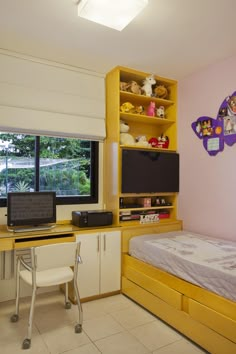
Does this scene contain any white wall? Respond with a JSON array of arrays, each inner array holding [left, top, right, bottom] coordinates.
[[178, 54, 236, 241]]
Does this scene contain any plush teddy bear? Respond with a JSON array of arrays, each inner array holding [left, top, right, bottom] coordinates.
[[120, 120, 135, 145], [154, 85, 168, 99], [126, 81, 143, 95]]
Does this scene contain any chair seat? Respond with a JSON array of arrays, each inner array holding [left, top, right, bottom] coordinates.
[[20, 267, 74, 287]]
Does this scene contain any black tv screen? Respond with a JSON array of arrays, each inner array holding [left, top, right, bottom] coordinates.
[[122, 150, 179, 193], [7, 191, 56, 227]]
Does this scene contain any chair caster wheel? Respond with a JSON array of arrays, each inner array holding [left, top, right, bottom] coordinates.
[[22, 338, 31, 349], [65, 301, 71, 309], [10, 314, 19, 322], [75, 324, 82, 333]]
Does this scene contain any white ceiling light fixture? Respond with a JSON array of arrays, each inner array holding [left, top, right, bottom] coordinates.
[[74, 0, 149, 31]]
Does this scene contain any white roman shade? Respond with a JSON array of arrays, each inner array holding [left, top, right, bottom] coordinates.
[[0, 50, 106, 140]]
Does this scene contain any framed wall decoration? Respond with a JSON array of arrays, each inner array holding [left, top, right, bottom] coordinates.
[[192, 91, 236, 156]]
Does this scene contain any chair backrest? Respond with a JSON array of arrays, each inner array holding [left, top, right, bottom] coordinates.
[[32, 242, 79, 272]]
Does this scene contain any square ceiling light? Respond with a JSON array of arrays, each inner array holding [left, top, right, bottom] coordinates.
[[75, 0, 148, 31]]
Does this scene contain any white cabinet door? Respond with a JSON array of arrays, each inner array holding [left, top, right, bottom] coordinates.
[[76, 233, 100, 298], [100, 231, 121, 294]]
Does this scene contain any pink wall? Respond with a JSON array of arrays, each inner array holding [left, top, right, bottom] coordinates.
[[178, 55, 236, 241]]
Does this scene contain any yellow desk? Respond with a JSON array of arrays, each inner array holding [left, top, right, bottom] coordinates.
[[0, 223, 121, 251], [0, 224, 80, 251]]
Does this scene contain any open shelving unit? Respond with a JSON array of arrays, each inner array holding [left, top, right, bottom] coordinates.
[[104, 66, 178, 227]]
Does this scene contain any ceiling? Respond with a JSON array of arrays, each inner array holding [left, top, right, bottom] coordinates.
[[0, 0, 235, 79]]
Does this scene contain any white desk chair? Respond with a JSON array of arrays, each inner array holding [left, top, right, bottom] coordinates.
[[11, 242, 83, 350]]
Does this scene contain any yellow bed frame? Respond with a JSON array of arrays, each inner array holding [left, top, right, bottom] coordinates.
[[121, 221, 236, 354]]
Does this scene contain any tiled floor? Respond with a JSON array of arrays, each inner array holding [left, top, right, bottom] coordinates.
[[0, 291, 207, 354]]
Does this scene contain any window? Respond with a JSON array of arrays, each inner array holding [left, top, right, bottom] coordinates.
[[0, 133, 98, 207]]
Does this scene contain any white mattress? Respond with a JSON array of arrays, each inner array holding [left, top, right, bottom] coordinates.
[[129, 231, 236, 302]]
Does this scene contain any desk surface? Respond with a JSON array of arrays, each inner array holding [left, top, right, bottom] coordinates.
[[0, 223, 120, 251]]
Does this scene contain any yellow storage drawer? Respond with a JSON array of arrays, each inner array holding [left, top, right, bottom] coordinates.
[[189, 298, 236, 343], [0, 238, 13, 251], [14, 234, 75, 249]]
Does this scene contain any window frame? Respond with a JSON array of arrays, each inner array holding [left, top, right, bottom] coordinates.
[[0, 135, 99, 207]]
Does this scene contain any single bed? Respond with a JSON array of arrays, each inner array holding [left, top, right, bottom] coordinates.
[[121, 222, 236, 354]]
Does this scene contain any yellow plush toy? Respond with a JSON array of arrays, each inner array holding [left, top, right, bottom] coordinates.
[[120, 102, 134, 113]]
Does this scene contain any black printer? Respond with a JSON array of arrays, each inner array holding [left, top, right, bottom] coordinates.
[[72, 210, 113, 227]]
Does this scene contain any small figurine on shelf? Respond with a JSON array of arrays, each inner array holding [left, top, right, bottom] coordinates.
[[134, 105, 145, 114], [120, 102, 135, 113], [157, 134, 169, 149], [142, 75, 156, 96], [160, 197, 166, 205], [147, 101, 156, 117], [155, 197, 161, 205], [156, 105, 165, 118]]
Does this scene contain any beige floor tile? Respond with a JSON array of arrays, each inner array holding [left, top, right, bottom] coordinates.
[[86, 294, 133, 314], [95, 331, 151, 354], [0, 308, 39, 346], [129, 319, 182, 351], [81, 299, 108, 321], [65, 342, 101, 353], [110, 302, 155, 330], [83, 313, 124, 341], [33, 301, 76, 333], [41, 324, 91, 354], [0, 292, 209, 354], [152, 338, 207, 354], [1, 330, 50, 354]]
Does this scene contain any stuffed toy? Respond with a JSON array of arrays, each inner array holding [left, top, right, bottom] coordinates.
[[120, 102, 135, 113], [147, 101, 156, 116], [156, 105, 165, 118], [148, 137, 159, 147], [120, 81, 129, 91], [135, 135, 151, 147], [120, 120, 135, 145], [141, 75, 156, 96], [156, 134, 169, 148], [126, 81, 143, 95], [134, 105, 145, 114], [154, 85, 168, 99]]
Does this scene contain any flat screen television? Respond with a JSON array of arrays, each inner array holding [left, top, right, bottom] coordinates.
[[121, 150, 179, 193], [7, 191, 56, 231]]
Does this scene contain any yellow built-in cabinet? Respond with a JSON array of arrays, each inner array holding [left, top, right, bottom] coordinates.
[[105, 66, 178, 226]]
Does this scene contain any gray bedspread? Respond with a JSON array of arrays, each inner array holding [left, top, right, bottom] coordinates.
[[129, 231, 236, 302]]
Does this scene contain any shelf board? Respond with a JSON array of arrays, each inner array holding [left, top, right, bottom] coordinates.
[[120, 206, 174, 212], [120, 145, 176, 152], [120, 91, 174, 106], [120, 192, 177, 197], [120, 112, 175, 125], [119, 218, 175, 226]]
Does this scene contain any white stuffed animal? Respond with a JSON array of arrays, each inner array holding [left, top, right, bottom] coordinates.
[[135, 135, 151, 147], [120, 120, 135, 145], [141, 75, 156, 96]]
